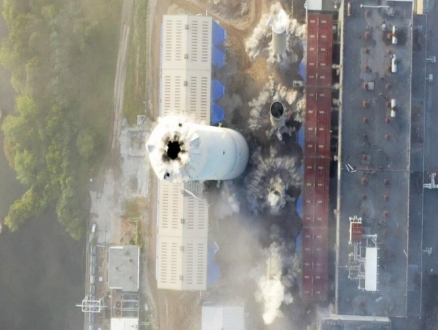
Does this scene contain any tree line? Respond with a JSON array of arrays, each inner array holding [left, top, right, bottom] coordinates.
[[1, 0, 110, 239]]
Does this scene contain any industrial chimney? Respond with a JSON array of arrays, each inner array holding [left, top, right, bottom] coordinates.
[[270, 101, 285, 129], [146, 116, 249, 182], [269, 7, 289, 55]]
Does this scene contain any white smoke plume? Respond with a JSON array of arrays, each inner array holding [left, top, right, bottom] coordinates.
[[255, 242, 296, 325], [245, 147, 301, 214], [245, 13, 271, 61], [248, 79, 305, 133], [267, 176, 287, 215], [213, 181, 241, 219], [248, 80, 275, 132], [246, 3, 307, 69], [293, 95, 306, 123]]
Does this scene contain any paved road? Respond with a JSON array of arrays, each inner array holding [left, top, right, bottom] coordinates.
[[110, 0, 133, 155]]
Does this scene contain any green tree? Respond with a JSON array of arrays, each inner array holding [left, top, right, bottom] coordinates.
[[4, 187, 46, 231]]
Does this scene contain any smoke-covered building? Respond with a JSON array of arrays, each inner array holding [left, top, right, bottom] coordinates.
[[154, 15, 232, 291], [201, 306, 245, 330]]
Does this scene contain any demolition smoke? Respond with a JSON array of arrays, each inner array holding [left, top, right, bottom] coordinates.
[[248, 81, 306, 134], [246, 3, 307, 68], [244, 147, 300, 215], [255, 242, 296, 325]]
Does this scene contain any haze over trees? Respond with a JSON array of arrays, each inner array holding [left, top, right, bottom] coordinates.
[[0, 0, 120, 239]]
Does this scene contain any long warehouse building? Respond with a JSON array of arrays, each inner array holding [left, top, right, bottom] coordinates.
[[301, 13, 333, 302], [155, 15, 226, 291]]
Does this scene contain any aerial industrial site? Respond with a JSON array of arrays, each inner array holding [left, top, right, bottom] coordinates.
[[82, 0, 438, 329]]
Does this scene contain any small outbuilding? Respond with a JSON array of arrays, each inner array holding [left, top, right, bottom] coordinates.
[[108, 245, 140, 292], [201, 306, 245, 330]]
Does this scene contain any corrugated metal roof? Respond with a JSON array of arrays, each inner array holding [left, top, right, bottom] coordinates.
[[156, 15, 220, 291], [301, 13, 333, 302], [157, 235, 208, 290], [160, 15, 213, 123], [161, 16, 212, 71], [156, 180, 209, 291], [161, 69, 211, 122]]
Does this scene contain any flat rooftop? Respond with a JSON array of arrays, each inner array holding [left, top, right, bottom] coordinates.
[[337, 0, 414, 317], [108, 246, 140, 292]]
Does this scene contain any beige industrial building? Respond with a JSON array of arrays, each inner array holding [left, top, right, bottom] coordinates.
[[155, 15, 221, 290], [156, 181, 208, 290], [160, 15, 213, 122]]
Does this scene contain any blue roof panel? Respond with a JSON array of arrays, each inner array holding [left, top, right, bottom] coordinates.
[[298, 127, 304, 147], [212, 20, 226, 47], [296, 196, 303, 217], [211, 103, 224, 125], [212, 46, 225, 69], [211, 79, 225, 101], [207, 242, 220, 287], [300, 41, 306, 80]]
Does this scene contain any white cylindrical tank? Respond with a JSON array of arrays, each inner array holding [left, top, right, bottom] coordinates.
[[391, 55, 397, 73], [390, 99, 396, 117], [271, 8, 289, 55], [270, 101, 285, 128], [146, 116, 249, 182], [392, 26, 397, 44]]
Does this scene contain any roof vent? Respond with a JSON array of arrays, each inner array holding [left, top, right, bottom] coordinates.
[[184, 81, 188, 86], [185, 24, 189, 29], [184, 54, 189, 59]]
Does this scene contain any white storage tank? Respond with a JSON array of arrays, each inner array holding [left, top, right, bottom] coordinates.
[[392, 26, 397, 45], [391, 99, 396, 118], [146, 116, 249, 182], [391, 55, 397, 73]]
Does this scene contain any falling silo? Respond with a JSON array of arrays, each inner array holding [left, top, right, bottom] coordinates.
[[270, 7, 289, 55], [146, 116, 249, 182], [268, 180, 286, 215], [270, 101, 285, 128]]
